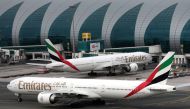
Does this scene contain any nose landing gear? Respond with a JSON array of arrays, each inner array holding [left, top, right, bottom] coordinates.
[[17, 97, 22, 102], [15, 93, 22, 102]]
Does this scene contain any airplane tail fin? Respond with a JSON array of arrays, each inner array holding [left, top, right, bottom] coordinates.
[[45, 39, 65, 63], [126, 52, 175, 98], [45, 39, 80, 72], [145, 51, 175, 85]]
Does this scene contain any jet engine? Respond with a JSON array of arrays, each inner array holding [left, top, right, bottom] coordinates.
[[37, 92, 59, 104], [122, 63, 138, 72]]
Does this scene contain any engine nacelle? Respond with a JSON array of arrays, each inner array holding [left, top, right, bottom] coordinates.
[[122, 63, 138, 72], [37, 92, 57, 104], [129, 63, 138, 72]]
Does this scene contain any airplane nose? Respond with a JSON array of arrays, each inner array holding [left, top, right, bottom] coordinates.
[[7, 83, 11, 91]]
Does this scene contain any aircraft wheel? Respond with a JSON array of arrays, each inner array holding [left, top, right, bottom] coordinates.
[[143, 64, 146, 70], [15, 93, 22, 102], [93, 99, 105, 105], [99, 100, 105, 105], [143, 66, 146, 70], [17, 98, 22, 102], [88, 72, 97, 76], [107, 73, 116, 76]]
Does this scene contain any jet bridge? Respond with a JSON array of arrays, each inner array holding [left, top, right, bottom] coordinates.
[[0, 48, 25, 65]]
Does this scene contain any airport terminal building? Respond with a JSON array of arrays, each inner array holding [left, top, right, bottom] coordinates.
[[0, 0, 190, 54]]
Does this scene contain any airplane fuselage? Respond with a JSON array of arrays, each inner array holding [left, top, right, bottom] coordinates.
[[7, 77, 175, 100], [46, 52, 152, 72]]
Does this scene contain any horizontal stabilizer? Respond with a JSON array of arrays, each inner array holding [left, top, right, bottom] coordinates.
[[27, 63, 47, 66], [149, 88, 167, 92]]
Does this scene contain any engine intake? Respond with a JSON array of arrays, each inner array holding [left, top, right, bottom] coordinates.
[[129, 63, 138, 72], [37, 92, 58, 104], [122, 63, 138, 72]]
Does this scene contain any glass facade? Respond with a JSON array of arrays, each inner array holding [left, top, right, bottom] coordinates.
[[48, 3, 80, 48], [181, 19, 190, 53], [111, 4, 143, 48], [0, 2, 23, 46], [78, 3, 111, 41], [19, 3, 51, 45], [144, 4, 177, 53]]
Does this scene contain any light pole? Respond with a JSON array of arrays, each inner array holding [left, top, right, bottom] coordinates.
[[180, 44, 184, 55], [69, 5, 77, 58]]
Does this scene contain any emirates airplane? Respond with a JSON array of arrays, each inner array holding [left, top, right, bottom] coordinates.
[[28, 39, 152, 76], [7, 52, 176, 105]]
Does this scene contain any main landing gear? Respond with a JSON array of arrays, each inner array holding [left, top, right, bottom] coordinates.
[[107, 67, 116, 76], [92, 99, 106, 105], [88, 68, 117, 76], [15, 93, 22, 102], [88, 71, 97, 76], [143, 64, 147, 70]]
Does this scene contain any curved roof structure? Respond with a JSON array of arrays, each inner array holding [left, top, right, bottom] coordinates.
[[0, 0, 190, 53]]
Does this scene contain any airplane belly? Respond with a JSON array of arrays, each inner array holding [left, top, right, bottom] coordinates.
[[100, 90, 128, 99], [101, 90, 152, 100], [51, 66, 64, 71]]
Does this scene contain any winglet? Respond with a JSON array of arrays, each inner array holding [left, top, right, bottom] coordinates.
[[126, 52, 175, 98]]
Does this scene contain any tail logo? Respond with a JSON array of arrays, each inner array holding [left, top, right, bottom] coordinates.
[[125, 52, 175, 98], [45, 39, 80, 72]]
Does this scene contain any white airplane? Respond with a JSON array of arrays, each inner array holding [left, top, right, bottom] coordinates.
[[28, 39, 152, 76], [7, 52, 176, 105]]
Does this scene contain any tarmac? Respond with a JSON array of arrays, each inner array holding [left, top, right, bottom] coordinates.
[[0, 63, 190, 109]]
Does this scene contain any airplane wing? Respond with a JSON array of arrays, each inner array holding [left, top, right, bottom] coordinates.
[[94, 62, 113, 70], [70, 89, 101, 98], [52, 89, 101, 99], [94, 62, 129, 70]]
